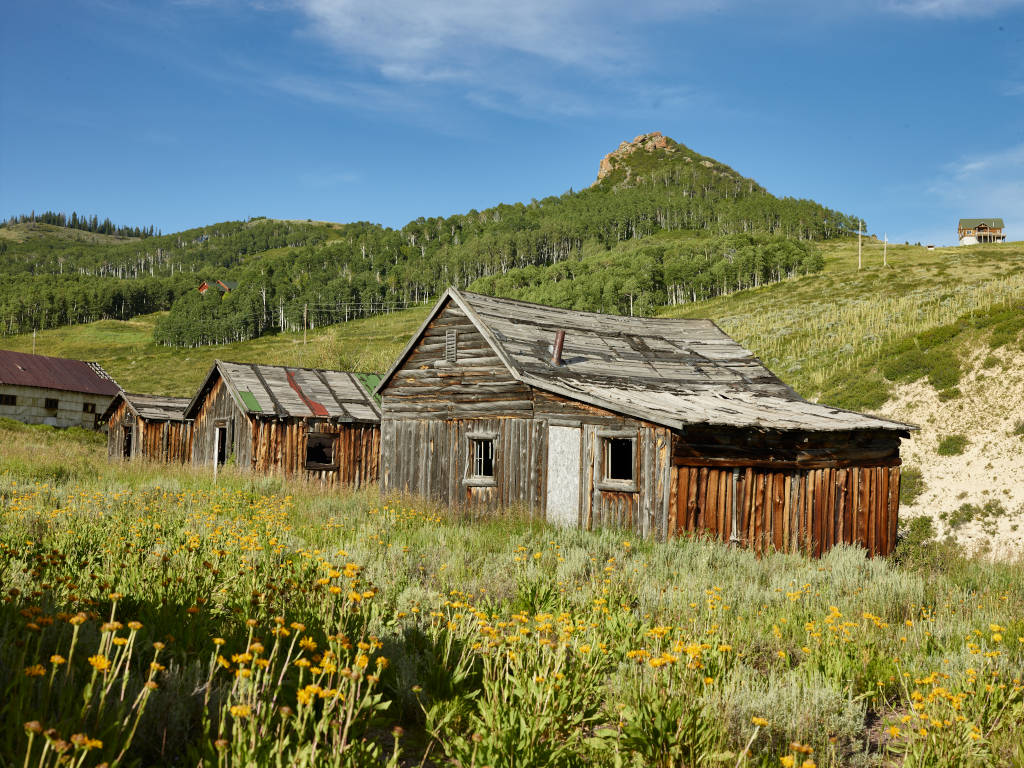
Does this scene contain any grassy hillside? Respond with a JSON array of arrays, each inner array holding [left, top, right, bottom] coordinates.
[[0, 308, 428, 396], [662, 238, 1024, 409], [5, 237, 1021, 407], [1, 420, 1022, 767], [2, 133, 859, 346]]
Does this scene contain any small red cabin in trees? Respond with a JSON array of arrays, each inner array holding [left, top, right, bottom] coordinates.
[[198, 279, 238, 294]]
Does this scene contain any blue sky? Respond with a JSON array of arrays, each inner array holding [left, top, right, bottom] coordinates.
[[2, 0, 1023, 246]]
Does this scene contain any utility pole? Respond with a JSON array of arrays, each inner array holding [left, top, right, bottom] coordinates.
[[858, 219, 863, 270], [883, 232, 888, 268]]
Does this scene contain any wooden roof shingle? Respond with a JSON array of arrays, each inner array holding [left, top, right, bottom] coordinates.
[[101, 392, 191, 424], [184, 361, 380, 423], [378, 288, 914, 434]]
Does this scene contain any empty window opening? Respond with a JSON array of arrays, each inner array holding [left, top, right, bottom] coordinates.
[[0, 394, 15, 406], [305, 432, 339, 469], [605, 438, 635, 482], [122, 426, 133, 459], [44, 398, 59, 411], [83, 402, 96, 414], [215, 426, 228, 466], [445, 329, 458, 363], [472, 438, 494, 478]]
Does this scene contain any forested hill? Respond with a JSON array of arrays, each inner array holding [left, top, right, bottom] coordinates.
[[0, 132, 861, 346]]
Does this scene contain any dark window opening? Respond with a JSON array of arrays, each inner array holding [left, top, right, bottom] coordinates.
[[605, 438, 634, 482], [0, 394, 15, 406], [216, 426, 228, 466], [472, 439, 494, 478], [44, 398, 59, 411], [122, 426, 133, 459], [83, 402, 96, 414], [305, 432, 338, 470]]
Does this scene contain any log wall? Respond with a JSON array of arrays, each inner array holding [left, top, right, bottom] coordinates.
[[380, 298, 674, 530]]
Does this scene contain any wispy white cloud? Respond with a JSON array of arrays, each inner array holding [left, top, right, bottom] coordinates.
[[883, 0, 1024, 16], [279, 0, 714, 117], [1005, 82, 1024, 96], [153, 0, 1024, 121]]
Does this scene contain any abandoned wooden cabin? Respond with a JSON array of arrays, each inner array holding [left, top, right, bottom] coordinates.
[[376, 288, 915, 557], [0, 350, 120, 429], [183, 361, 381, 486], [101, 392, 192, 463]]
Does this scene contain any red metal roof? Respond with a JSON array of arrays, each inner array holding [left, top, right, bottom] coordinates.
[[0, 350, 120, 396]]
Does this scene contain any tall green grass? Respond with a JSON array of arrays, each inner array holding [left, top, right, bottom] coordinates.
[[1, 422, 1022, 767]]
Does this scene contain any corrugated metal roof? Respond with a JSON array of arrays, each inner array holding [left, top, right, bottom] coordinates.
[[184, 361, 380, 423], [100, 392, 191, 423], [378, 288, 915, 434], [0, 350, 120, 396]]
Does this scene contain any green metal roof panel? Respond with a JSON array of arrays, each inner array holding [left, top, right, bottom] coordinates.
[[354, 373, 383, 405], [239, 390, 263, 412], [959, 218, 1005, 229]]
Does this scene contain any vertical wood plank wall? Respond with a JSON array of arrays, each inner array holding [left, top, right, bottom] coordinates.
[[106, 401, 192, 463], [191, 376, 250, 467], [249, 420, 380, 487], [670, 464, 901, 557], [138, 420, 191, 463]]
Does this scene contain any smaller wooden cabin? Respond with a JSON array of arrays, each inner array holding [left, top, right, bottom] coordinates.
[[377, 288, 916, 557], [100, 392, 192, 463], [183, 361, 381, 486], [0, 350, 120, 429]]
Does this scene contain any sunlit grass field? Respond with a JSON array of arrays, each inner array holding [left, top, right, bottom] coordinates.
[[3, 239, 1022, 412], [662, 239, 1024, 409], [0, 309, 429, 397], [2, 420, 1022, 767]]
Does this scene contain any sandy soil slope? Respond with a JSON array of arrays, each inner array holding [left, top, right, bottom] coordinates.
[[876, 349, 1024, 559]]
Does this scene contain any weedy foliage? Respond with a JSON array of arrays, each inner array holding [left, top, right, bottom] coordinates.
[[1, 427, 1023, 767]]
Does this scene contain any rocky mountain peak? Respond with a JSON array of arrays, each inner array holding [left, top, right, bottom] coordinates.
[[594, 131, 675, 185]]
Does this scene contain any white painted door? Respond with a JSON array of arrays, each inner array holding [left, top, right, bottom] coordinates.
[[546, 426, 581, 527]]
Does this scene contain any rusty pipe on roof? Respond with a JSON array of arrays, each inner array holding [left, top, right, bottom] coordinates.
[[551, 330, 565, 366]]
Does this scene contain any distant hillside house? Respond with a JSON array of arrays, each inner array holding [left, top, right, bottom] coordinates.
[[184, 361, 381, 486], [101, 392, 192, 463], [958, 218, 1006, 245], [0, 350, 120, 428], [198, 279, 238, 294], [377, 289, 915, 557]]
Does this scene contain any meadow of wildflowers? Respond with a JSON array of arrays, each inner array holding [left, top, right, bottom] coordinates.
[[1, 420, 1022, 767]]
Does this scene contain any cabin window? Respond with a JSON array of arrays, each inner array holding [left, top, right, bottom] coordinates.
[[606, 439, 634, 481], [0, 394, 15, 406], [83, 402, 96, 414], [597, 431, 637, 492], [44, 398, 59, 411], [465, 431, 497, 486], [445, 329, 458, 363], [305, 432, 339, 470]]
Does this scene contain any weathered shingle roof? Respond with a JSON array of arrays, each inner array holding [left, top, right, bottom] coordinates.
[[101, 392, 191, 424], [0, 350, 120, 396], [378, 289, 914, 434], [184, 361, 380, 423], [958, 218, 1004, 229]]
